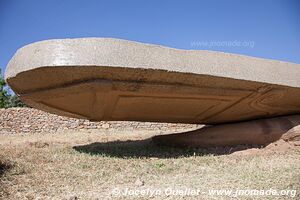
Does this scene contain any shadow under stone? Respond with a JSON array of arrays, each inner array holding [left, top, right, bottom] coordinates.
[[0, 160, 12, 177], [73, 115, 300, 158], [73, 137, 261, 159]]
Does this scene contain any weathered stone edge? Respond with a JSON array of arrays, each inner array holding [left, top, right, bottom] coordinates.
[[5, 37, 300, 88]]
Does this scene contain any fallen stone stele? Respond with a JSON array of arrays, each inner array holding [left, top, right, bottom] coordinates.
[[5, 38, 300, 147]]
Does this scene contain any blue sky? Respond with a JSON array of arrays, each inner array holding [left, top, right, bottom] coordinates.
[[0, 0, 299, 75]]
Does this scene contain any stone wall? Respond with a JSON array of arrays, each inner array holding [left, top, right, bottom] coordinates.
[[0, 108, 200, 134]]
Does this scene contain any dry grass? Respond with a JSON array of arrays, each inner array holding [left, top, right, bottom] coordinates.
[[0, 130, 299, 200]]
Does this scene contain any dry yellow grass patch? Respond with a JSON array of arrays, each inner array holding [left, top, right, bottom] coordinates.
[[0, 130, 299, 199]]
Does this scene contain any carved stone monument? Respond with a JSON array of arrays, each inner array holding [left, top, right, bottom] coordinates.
[[5, 38, 300, 147]]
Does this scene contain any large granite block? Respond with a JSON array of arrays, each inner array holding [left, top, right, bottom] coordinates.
[[5, 38, 300, 124]]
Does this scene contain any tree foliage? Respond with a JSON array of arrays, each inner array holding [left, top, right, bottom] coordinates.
[[0, 69, 26, 108], [0, 69, 7, 108]]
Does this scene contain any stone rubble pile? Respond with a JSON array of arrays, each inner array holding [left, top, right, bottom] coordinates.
[[0, 108, 200, 134]]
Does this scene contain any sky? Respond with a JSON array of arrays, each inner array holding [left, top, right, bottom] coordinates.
[[0, 0, 300, 75]]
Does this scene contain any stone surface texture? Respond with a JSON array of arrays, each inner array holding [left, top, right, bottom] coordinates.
[[5, 38, 300, 124]]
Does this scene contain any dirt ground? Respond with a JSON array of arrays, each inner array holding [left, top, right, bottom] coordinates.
[[0, 130, 299, 199]]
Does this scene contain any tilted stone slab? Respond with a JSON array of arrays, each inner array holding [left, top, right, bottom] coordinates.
[[5, 38, 300, 124], [152, 115, 300, 147]]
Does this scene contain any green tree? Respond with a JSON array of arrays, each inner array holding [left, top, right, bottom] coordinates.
[[0, 69, 26, 108], [0, 69, 9, 108], [6, 94, 27, 108]]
